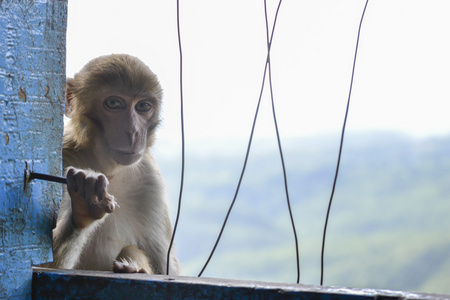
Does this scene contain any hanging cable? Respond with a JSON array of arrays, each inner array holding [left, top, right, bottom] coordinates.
[[263, 0, 300, 284], [166, 0, 185, 275], [198, 0, 285, 278], [320, 0, 370, 286]]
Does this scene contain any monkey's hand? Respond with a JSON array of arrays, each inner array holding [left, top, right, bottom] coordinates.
[[66, 167, 117, 229]]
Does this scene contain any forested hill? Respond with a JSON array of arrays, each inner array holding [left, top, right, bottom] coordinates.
[[154, 131, 450, 295]]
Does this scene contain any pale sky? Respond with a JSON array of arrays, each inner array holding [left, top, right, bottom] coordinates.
[[66, 0, 450, 142]]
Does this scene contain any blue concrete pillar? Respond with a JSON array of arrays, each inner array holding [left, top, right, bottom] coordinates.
[[0, 1, 67, 298]]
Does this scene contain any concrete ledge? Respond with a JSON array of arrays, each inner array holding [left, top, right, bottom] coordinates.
[[32, 267, 449, 299]]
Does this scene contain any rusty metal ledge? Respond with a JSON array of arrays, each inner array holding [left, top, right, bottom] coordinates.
[[32, 267, 449, 300]]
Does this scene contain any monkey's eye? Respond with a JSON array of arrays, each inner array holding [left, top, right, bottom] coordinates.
[[135, 101, 153, 112], [104, 97, 125, 110]]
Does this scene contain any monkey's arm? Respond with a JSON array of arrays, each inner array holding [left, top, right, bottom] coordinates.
[[46, 209, 107, 269], [44, 167, 117, 269]]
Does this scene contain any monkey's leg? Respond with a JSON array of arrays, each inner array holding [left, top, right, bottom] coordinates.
[[113, 245, 154, 274]]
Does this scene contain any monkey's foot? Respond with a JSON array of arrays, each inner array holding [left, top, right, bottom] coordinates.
[[113, 258, 148, 274]]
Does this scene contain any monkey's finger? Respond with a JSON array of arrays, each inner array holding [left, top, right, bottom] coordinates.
[[66, 168, 79, 192], [74, 169, 87, 197], [103, 193, 117, 213], [94, 176, 116, 213], [84, 176, 98, 205], [112, 260, 138, 273], [94, 174, 109, 200]]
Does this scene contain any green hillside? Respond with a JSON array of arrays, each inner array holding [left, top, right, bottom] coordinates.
[[155, 131, 450, 295]]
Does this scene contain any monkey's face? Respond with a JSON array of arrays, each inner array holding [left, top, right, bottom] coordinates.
[[91, 91, 159, 166]]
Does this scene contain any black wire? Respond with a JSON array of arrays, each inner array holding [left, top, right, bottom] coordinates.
[[263, 0, 300, 284], [166, 0, 185, 276], [198, 0, 285, 278], [320, 0, 370, 286]]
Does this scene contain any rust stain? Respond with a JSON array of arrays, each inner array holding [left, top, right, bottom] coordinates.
[[5, 133, 9, 145], [45, 85, 51, 100], [19, 87, 26, 102]]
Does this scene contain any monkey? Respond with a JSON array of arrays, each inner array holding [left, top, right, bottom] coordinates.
[[43, 54, 180, 275]]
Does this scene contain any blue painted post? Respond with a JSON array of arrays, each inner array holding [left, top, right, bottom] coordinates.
[[0, 1, 67, 299]]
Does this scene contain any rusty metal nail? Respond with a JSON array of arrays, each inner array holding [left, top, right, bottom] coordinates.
[[24, 162, 67, 191]]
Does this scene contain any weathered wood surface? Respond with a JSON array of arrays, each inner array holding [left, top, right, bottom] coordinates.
[[0, 1, 67, 298], [33, 268, 450, 300]]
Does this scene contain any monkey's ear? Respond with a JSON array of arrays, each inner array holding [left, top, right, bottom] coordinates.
[[65, 78, 75, 117]]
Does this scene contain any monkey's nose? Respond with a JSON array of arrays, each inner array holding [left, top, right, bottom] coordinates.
[[126, 131, 137, 146]]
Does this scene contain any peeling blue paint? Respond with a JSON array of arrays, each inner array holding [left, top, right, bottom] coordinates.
[[0, 1, 67, 299]]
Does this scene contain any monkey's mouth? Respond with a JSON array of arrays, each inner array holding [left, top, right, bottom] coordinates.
[[112, 149, 143, 165], [114, 149, 143, 157], [116, 150, 137, 155]]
